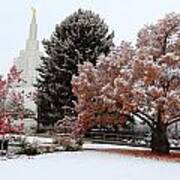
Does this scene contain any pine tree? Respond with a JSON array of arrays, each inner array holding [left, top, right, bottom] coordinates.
[[36, 9, 114, 126]]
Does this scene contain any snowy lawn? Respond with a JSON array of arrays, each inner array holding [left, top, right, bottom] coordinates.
[[83, 143, 151, 150], [0, 144, 180, 180]]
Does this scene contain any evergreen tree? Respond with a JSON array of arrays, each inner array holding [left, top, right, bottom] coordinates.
[[36, 9, 114, 126]]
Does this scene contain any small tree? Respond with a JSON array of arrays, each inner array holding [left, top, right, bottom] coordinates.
[[0, 65, 25, 136], [36, 9, 114, 126], [72, 13, 180, 154]]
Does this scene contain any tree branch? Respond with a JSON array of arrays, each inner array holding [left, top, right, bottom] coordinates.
[[133, 112, 154, 129], [166, 117, 180, 127], [161, 24, 178, 55], [136, 109, 155, 122]]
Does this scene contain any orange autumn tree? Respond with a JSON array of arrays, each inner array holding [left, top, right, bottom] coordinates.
[[72, 42, 135, 136], [72, 13, 180, 154], [132, 13, 180, 153]]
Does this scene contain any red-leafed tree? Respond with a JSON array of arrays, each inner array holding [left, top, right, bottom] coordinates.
[[0, 65, 24, 135], [72, 13, 180, 154], [72, 42, 135, 135]]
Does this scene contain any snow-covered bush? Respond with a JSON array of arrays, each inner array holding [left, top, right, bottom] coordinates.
[[11, 136, 56, 155], [61, 138, 82, 151], [20, 140, 40, 155], [54, 132, 83, 151]]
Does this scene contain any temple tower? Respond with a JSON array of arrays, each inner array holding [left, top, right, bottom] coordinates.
[[14, 8, 42, 87], [13, 8, 43, 132]]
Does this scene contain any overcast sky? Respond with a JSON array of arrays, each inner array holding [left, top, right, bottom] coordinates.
[[0, 0, 180, 75]]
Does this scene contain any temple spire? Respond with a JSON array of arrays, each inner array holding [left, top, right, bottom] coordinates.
[[32, 7, 36, 18], [28, 7, 37, 40], [26, 7, 39, 50]]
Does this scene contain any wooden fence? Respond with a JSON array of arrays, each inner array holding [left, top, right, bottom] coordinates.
[[85, 131, 151, 148], [85, 131, 180, 150]]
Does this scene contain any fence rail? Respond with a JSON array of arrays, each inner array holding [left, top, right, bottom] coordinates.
[[85, 131, 150, 147], [85, 131, 180, 150]]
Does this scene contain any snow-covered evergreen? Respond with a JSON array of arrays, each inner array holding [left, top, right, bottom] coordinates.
[[36, 9, 114, 126]]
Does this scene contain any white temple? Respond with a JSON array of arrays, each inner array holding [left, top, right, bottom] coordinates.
[[13, 9, 42, 132], [14, 8, 42, 88]]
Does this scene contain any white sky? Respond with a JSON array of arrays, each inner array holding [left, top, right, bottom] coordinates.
[[0, 0, 180, 75]]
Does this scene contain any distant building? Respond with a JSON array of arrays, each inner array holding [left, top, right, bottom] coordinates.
[[13, 9, 43, 132]]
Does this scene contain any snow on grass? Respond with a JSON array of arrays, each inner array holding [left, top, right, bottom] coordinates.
[[0, 146, 180, 180], [83, 143, 150, 151], [6, 134, 55, 145], [25, 136, 54, 144]]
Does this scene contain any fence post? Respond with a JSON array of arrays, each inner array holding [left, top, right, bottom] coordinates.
[[103, 133, 106, 142]]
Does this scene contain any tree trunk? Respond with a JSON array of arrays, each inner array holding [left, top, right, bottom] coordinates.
[[151, 126, 170, 154]]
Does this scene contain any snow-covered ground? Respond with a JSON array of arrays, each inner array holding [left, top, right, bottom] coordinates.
[[83, 143, 151, 150], [0, 144, 179, 180]]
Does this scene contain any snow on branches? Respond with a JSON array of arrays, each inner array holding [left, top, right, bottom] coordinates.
[[72, 41, 135, 134], [0, 65, 24, 135], [72, 13, 180, 143], [134, 13, 180, 125]]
